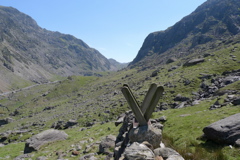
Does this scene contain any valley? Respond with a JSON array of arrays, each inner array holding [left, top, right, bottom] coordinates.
[[0, 0, 240, 159]]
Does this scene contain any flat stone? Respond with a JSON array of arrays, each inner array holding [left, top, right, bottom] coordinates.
[[24, 129, 68, 153], [203, 113, 240, 145]]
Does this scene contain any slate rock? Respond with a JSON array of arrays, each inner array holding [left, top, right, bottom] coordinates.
[[99, 135, 116, 154], [183, 58, 205, 66], [129, 125, 162, 149], [203, 113, 240, 145], [123, 142, 155, 160], [24, 129, 68, 153]]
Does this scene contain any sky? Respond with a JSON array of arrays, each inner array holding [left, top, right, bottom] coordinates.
[[1, 0, 207, 63]]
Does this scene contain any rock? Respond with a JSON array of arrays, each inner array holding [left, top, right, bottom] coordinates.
[[65, 119, 78, 128], [24, 129, 68, 153], [14, 154, 32, 160], [79, 153, 97, 160], [183, 58, 205, 66], [183, 79, 191, 86], [235, 139, 240, 147], [51, 119, 78, 129], [154, 147, 183, 160], [174, 94, 190, 102], [232, 97, 240, 105], [72, 150, 80, 155], [168, 66, 179, 72], [203, 113, 240, 145], [36, 156, 48, 160], [151, 70, 159, 77], [166, 58, 177, 64], [123, 142, 155, 160], [0, 119, 7, 126], [129, 125, 162, 149], [0, 117, 14, 126], [156, 116, 167, 123], [99, 135, 116, 154], [175, 102, 185, 109], [115, 114, 125, 126]]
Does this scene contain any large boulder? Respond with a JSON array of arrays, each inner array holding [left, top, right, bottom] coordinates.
[[203, 113, 240, 146], [24, 129, 68, 153], [99, 135, 116, 154], [123, 142, 155, 160], [129, 125, 162, 149]]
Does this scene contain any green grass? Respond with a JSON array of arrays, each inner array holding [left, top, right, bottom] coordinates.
[[0, 142, 25, 159], [153, 99, 240, 160]]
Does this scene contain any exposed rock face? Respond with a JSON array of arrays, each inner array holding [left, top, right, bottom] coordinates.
[[24, 129, 68, 153], [203, 113, 240, 145], [129, 125, 162, 149]]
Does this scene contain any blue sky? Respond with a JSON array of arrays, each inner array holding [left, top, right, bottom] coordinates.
[[1, 0, 207, 63]]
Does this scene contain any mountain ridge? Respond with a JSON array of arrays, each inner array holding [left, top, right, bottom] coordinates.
[[0, 6, 124, 91], [130, 0, 240, 67]]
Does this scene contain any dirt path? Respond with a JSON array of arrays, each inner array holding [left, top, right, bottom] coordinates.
[[0, 81, 59, 97]]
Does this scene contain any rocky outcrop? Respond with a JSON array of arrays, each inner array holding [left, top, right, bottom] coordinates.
[[114, 111, 184, 160], [203, 113, 240, 146], [24, 129, 68, 153]]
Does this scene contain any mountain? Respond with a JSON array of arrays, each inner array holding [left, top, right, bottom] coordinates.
[[0, 6, 117, 91], [130, 0, 240, 67], [108, 58, 129, 70]]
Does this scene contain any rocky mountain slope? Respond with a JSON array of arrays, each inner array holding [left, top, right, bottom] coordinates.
[[0, 6, 123, 92], [130, 0, 240, 67]]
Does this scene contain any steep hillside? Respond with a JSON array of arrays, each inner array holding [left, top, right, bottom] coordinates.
[[130, 0, 240, 67], [0, 6, 116, 91]]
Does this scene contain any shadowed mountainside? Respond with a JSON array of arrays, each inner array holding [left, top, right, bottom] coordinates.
[[130, 0, 240, 67]]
